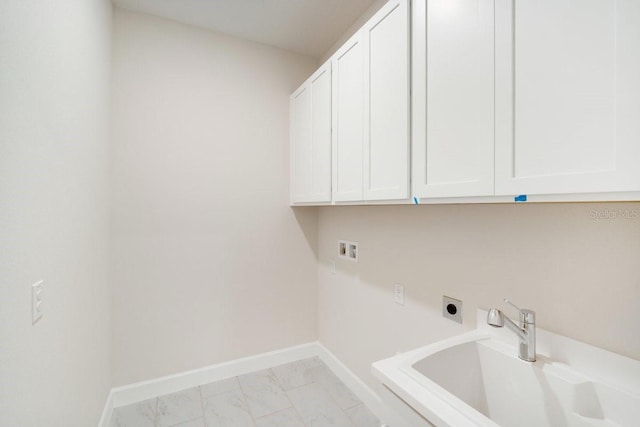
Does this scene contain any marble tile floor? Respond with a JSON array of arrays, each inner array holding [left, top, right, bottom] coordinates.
[[110, 356, 382, 427]]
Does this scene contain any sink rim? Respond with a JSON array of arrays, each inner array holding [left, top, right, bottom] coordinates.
[[374, 330, 501, 427], [404, 334, 502, 424], [371, 310, 640, 427]]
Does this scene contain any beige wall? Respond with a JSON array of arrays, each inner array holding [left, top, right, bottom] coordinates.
[[318, 0, 387, 64], [110, 9, 319, 386], [317, 203, 640, 390], [0, 0, 113, 425]]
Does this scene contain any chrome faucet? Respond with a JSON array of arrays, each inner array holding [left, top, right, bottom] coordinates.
[[487, 299, 536, 362]]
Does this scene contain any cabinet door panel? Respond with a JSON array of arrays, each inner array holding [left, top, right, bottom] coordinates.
[[290, 62, 331, 204], [310, 66, 332, 201], [496, 0, 640, 195], [290, 86, 312, 203], [363, 0, 410, 200], [332, 36, 364, 202], [412, 0, 495, 198]]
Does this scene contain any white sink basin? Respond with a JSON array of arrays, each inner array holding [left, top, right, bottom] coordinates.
[[372, 311, 640, 427]]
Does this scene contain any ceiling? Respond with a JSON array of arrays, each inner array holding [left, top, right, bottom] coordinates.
[[113, 0, 380, 58]]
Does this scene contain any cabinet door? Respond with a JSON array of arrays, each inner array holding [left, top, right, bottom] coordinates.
[[290, 62, 332, 204], [363, 0, 410, 200], [412, 0, 495, 198], [495, 0, 640, 196], [332, 34, 364, 202], [290, 83, 312, 203]]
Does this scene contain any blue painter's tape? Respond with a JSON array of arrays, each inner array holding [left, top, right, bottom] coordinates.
[[413, 196, 420, 205], [514, 194, 527, 202]]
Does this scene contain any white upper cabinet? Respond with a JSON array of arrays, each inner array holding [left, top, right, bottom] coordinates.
[[294, 0, 639, 205], [495, 0, 640, 196], [332, 34, 365, 202], [333, 0, 410, 202], [290, 61, 332, 204], [363, 0, 410, 200], [412, 0, 495, 198]]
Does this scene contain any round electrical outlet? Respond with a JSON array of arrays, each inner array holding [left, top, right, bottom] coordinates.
[[442, 296, 462, 323], [446, 303, 457, 315]]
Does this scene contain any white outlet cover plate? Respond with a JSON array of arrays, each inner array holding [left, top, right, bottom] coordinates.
[[394, 284, 405, 305], [32, 280, 43, 324]]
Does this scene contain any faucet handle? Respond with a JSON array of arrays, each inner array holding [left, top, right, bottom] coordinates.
[[503, 299, 522, 311], [504, 299, 536, 324]]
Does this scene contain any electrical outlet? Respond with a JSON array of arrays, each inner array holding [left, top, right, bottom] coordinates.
[[443, 295, 462, 323], [32, 280, 43, 324], [338, 240, 358, 262], [394, 284, 405, 305]]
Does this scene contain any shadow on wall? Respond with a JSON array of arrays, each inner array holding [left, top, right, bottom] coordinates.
[[292, 206, 320, 259]]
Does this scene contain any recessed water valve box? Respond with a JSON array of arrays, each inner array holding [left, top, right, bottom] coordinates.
[[338, 240, 358, 262], [443, 295, 462, 323]]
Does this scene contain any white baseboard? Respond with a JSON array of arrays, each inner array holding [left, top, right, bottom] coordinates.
[[315, 344, 410, 427], [99, 341, 403, 427], [97, 389, 113, 427], [111, 342, 318, 408]]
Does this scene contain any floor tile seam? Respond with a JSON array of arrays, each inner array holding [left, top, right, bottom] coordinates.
[[276, 358, 331, 393], [281, 377, 317, 393], [165, 414, 204, 427], [311, 368, 359, 426], [342, 403, 365, 425], [246, 384, 297, 420], [271, 361, 303, 393], [242, 383, 259, 427], [320, 364, 363, 410], [253, 405, 306, 427], [273, 361, 309, 427], [343, 401, 365, 411], [199, 376, 243, 400], [286, 382, 356, 427], [281, 386, 309, 427], [196, 385, 205, 423], [153, 396, 160, 427], [284, 360, 361, 427], [155, 388, 205, 427], [299, 356, 322, 370], [278, 357, 357, 423], [236, 372, 263, 426]]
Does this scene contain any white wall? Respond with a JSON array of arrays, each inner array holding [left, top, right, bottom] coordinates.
[[110, 9, 319, 386], [317, 203, 640, 391], [0, 0, 113, 425]]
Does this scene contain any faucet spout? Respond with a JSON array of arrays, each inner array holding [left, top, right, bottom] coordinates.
[[502, 315, 528, 342]]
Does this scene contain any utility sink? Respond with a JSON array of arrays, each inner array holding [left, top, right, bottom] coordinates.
[[372, 311, 640, 427]]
